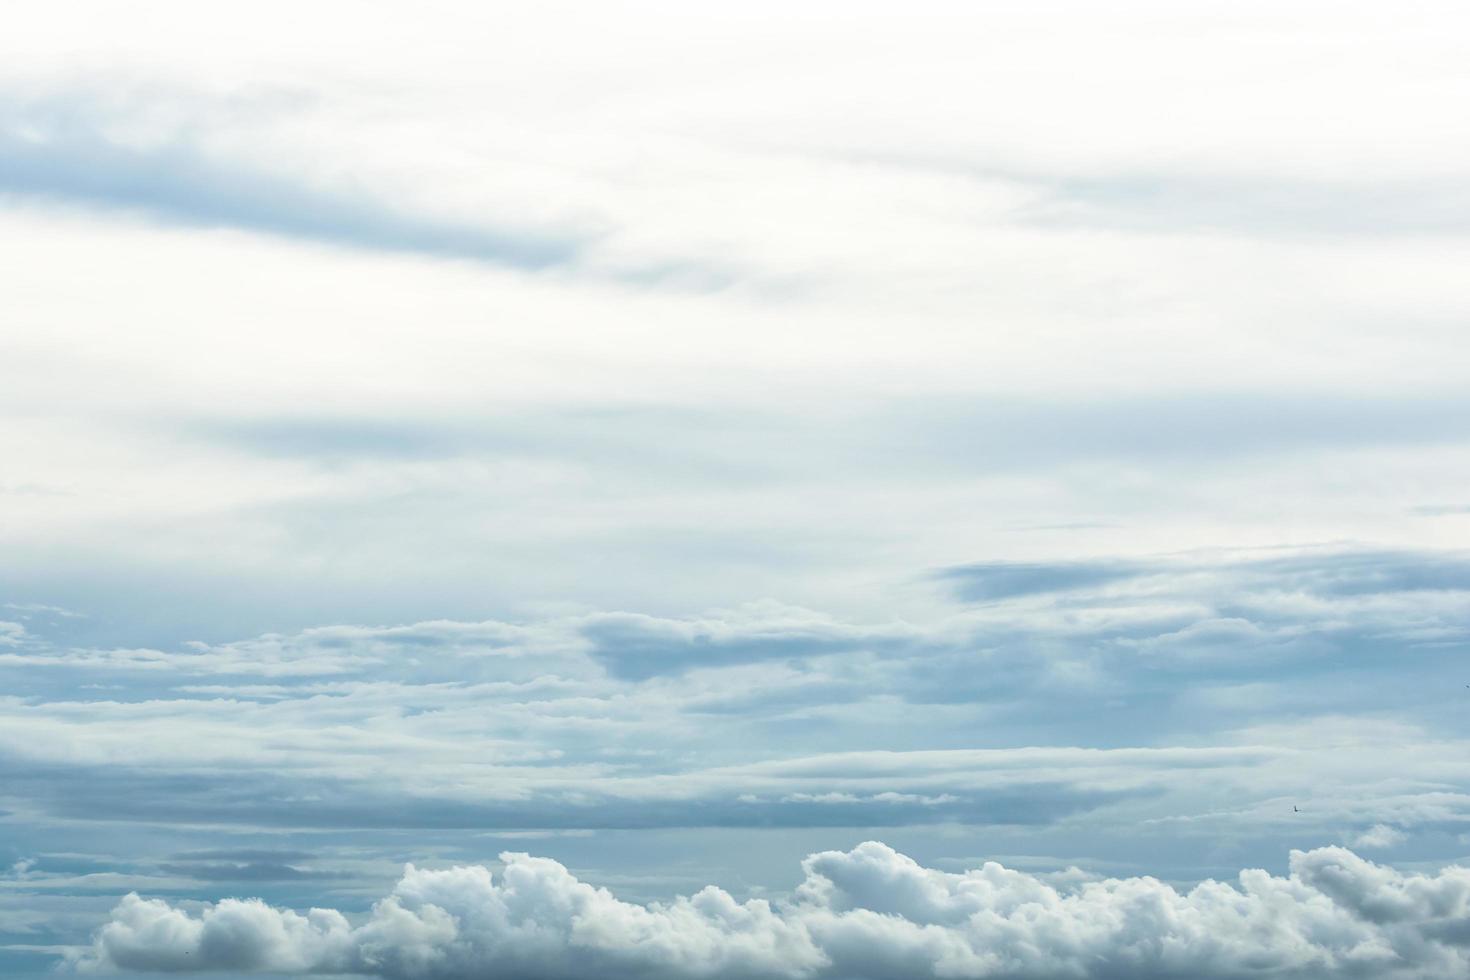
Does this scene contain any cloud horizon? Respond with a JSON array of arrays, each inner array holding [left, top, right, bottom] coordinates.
[[78, 842, 1470, 980]]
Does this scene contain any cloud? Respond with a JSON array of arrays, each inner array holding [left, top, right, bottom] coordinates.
[[2, 603, 84, 619], [895, 159, 1470, 239], [3, 550, 1470, 842], [1410, 505, 1470, 517], [15, 544, 1455, 685], [889, 394, 1470, 476], [0, 82, 761, 292], [579, 607, 920, 681], [0, 89, 586, 271], [0, 618, 569, 677], [937, 547, 1470, 610], [936, 561, 1142, 602], [78, 842, 1470, 979], [1352, 825, 1408, 850], [0, 749, 1122, 833], [152, 861, 337, 884]]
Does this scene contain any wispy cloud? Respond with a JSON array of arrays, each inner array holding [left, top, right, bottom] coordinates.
[[845, 152, 1470, 239], [938, 547, 1470, 605], [0, 91, 586, 270]]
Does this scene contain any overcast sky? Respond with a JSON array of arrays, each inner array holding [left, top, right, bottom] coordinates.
[[4, 3, 1470, 978]]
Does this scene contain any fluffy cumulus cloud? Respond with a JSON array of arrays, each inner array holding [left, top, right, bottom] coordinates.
[[80, 843, 1470, 980]]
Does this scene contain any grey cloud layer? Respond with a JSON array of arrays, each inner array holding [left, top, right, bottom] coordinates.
[[80, 842, 1470, 980], [2, 546, 1468, 853], [12, 545, 1470, 675]]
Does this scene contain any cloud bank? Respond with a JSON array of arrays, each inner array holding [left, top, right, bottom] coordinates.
[[80, 842, 1470, 980]]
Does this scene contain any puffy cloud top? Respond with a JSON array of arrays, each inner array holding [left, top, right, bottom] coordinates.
[[80, 842, 1470, 979]]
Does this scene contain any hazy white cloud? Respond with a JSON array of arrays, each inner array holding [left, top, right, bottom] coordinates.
[[1353, 825, 1408, 850], [7, 1, 1470, 643], [79, 843, 1470, 979], [2, 602, 83, 617]]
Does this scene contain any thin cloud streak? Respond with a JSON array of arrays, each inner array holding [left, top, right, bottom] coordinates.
[[0, 117, 585, 271], [0, 88, 765, 290]]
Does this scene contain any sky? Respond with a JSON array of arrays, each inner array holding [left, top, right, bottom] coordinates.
[[3, 2, 1470, 977]]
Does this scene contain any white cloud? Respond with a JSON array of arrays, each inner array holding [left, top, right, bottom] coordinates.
[[2, 602, 83, 617], [79, 842, 1470, 979], [1352, 824, 1408, 850], [6, 2, 1470, 633]]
